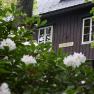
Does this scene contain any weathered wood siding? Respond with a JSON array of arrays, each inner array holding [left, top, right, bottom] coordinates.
[[45, 6, 94, 60]]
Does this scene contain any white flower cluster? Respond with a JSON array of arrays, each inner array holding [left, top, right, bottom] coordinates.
[[3, 15, 14, 22], [17, 26, 25, 30], [0, 38, 16, 51], [8, 34, 15, 38], [81, 80, 86, 84], [63, 52, 86, 68], [21, 55, 37, 64], [0, 83, 11, 94], [33, 40, 38, 46], [22, 41, 31, 46]]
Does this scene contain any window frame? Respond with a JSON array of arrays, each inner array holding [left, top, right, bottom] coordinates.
[[38, 26, 53, 43], [82, 17, 93, 44]]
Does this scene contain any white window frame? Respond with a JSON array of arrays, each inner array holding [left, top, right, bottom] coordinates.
[[38, 26, 53, 43], [82, 17, 94, 44]]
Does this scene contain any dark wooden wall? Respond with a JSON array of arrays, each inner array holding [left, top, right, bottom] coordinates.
[[45, 5, 94, 60]]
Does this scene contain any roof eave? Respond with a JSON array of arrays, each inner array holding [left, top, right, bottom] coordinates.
[[40, 2, 93, 18]]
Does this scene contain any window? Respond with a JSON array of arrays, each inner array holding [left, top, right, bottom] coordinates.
[[82, 17, 94, 44], [38, 26, 53, 43]]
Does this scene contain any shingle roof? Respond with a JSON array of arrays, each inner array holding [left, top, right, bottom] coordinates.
[[38, 0, 85, 14]]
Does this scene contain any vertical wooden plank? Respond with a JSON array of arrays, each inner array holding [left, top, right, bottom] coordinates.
[[76, 14, 80, 53], [53, 22, 57, 52], [66, 14, 71, 54], [70, 14, 74, 54], [63, 14, 68, 54], [72, 14, 77, 53], [56, 20, 59, 52]]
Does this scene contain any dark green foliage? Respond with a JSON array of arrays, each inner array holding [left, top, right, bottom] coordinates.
[[0, 1, 94, 94]]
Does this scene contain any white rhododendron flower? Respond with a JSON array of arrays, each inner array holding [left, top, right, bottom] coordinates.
[[8, 34, 15, 38], [22, 41, 31, 46], [33, 42, 38, 46], [0, 38, 16, 51], [0, 83, 11, 94], [22, 26, 25, 29], [81, 80, 86, 84], [32, 40, 38, 46], [3, 56, 8, 60], [17, 26, 25, 30], [73, 52, 86, 63], [63, 55, 76, 68], [17, 26, 21, 30], [63, 52, 86, 68], [21, 55, 37, 64], [3, 15, 14, 22]]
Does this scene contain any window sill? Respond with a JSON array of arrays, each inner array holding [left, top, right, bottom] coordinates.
[[81, 41, 94, 45]]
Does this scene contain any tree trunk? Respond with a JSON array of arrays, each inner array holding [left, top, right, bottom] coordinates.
[[18, 0, 34, 16]]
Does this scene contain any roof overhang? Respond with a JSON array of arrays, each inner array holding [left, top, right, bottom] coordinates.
[[40, 2, 94, 18]]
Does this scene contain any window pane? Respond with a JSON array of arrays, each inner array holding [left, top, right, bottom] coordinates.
[[91, 33, 94, 41], [45, 27, 52, 42], [84, 19, 90, 26], [84, 26, 90, 34], [83, 34, 89, 42], [38, 26, 53, 43], [39, 29, 45, 43], [92, 26, 94, 33], [92, 19, 94, 26]]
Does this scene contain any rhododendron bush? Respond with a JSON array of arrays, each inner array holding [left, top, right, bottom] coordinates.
[[0, 1, 94, 94]]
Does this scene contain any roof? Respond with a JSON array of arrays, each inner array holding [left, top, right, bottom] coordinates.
[[38, 0, 85, 14]]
